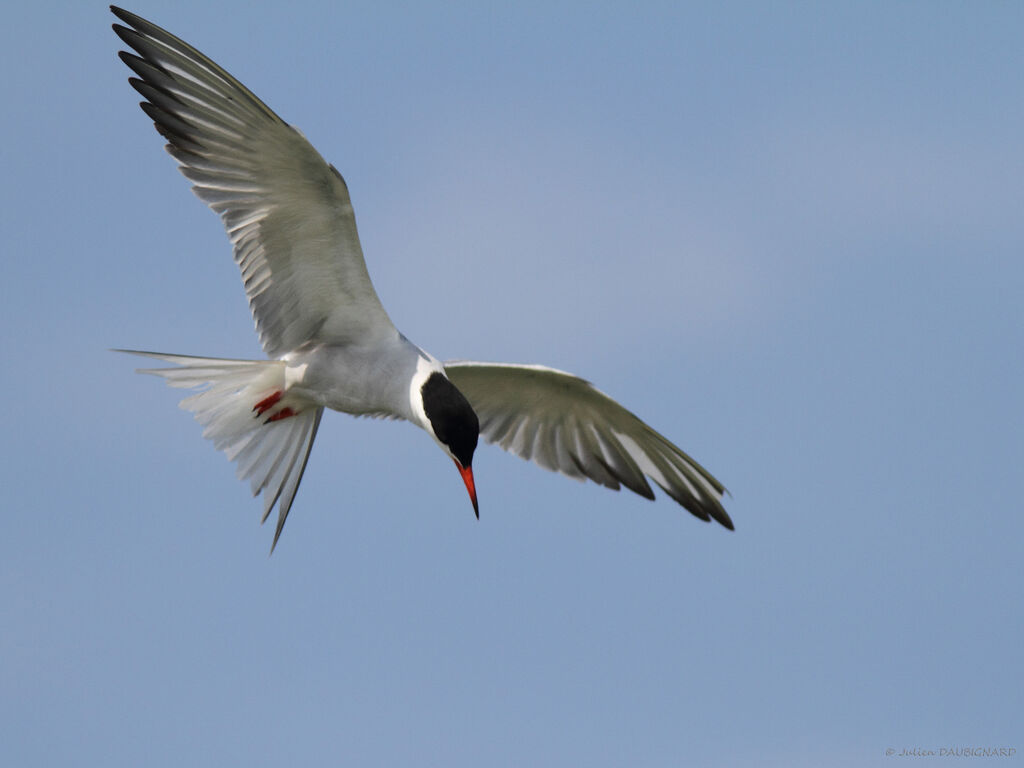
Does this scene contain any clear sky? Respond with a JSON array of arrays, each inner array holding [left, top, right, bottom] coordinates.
[[2, 2, 1022, 766]]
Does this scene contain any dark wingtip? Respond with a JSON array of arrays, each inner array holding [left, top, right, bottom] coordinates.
[[110, 6, 138, 26], [711, 502, 735, 531]]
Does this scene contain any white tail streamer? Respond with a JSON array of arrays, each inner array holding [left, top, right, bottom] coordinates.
[[119, 350, 323, 551]]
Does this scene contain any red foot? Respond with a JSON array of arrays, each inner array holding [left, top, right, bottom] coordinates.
[[253, 390, 283, 416], [266, 407, 296, 423]]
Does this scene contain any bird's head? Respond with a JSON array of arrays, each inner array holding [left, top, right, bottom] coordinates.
[[416, 366, 480, 516]]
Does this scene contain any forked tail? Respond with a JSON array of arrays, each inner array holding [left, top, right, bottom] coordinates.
[[118, 350, 323, 552]]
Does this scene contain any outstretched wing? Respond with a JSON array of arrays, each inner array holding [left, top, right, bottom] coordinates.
[[112, 7, 396, 357], [445, 362, 732, 529]]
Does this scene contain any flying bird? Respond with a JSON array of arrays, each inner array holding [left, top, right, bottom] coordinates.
[[111, 6, 732, 550]]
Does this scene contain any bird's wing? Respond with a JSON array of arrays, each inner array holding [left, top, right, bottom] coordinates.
[[444, 361, 732, 528], [112, 7, 396, 358]]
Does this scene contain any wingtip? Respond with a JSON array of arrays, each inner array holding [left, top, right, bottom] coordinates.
[[110, 6, 136, 28], [269, 512, 287, 554], [711, 503, 735, 531]]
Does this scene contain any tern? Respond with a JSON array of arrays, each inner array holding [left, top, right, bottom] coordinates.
[[112, 6, 732, 550]]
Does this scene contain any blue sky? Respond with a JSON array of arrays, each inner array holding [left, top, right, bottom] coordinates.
[[2, 2, 1022, 766]]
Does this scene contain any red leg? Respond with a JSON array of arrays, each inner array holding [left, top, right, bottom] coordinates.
[[253, 390, 283, 416], [266, 407, 296, 423]]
